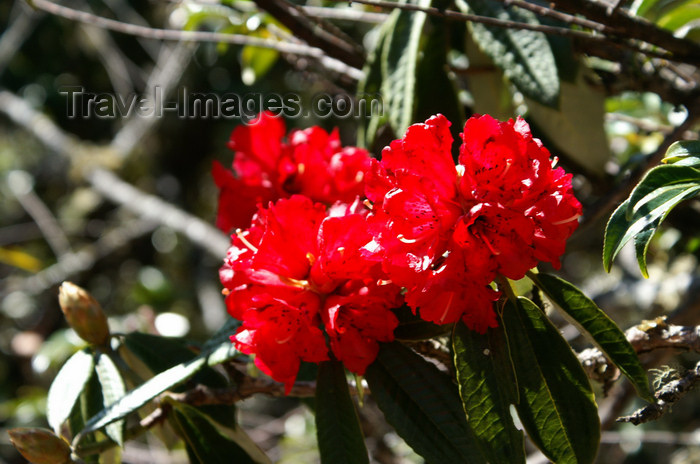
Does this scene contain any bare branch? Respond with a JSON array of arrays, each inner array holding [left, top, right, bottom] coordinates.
[[31, 0, 362, 80], [618, 361, 700, 425]]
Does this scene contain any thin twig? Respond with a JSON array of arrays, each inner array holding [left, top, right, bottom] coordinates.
[[0, 88, 230, 259], [7, 170, 73, 259], [31, 0, 362, 80], [618, 361, 700, 425], [341, 0, 678, 62]]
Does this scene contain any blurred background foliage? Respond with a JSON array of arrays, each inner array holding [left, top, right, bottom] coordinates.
[[0, 0, 699, 462]]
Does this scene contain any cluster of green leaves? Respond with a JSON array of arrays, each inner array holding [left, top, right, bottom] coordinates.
[[604, 141, 700, 277], [324, 272, 651, 464], [43, 320, 265, 463]]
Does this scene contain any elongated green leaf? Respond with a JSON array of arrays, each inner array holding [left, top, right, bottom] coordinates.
[[627, 165, 700, 217], [94, 352, 126, 446], [365, 342, 487, 464], [69, 370, 103, 463], [359, 0, 431, 148], [634, 217, 661, 278], [662, 140, 700, 167], [316, 361, 369, 464], [81, 335, 240, 438], [170, 402, 268, 464], [452, 322, 525, 464], [529, 273, 653, 401], [603, 185, 700, 272], [47, 348, 95, 435], [80, 356, 207, 438], [382, 0, 430, 137], [458, 0, 559, 106], [661, 140, 700, 167], [503, 298, 599, 464]]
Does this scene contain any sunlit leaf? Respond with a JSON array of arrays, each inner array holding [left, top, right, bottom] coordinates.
[[453, 322, 525, 464], [529, 273, 653, 401], [47, 348, 95, 435], [170, 401, 269, 464], [94, 352, 127, 446], [503, 298, 599, 464]]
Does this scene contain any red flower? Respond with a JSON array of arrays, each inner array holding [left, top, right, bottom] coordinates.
[[213, 112, 370, 232], [365, 114, 581, 332], [220, 196, 401, 392]]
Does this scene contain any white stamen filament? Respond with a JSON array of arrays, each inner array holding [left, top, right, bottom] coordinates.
[[235, 228, 258, 253], [397, 234, 418, 244], [552, 213, 581, 225]]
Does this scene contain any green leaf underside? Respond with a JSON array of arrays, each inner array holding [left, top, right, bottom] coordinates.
[[503, 298, 600, 464], [662, 140, 700, 167], [69, 370, 103, 463], [459, 0, 559, 107], [47, 348, 95, 435], [94, 352, 127, 446], [382, 0, 430, 137], [170, 402, 267, 464], [365, 342, 487, 464], [452, 321, 525, 464], [358, 0, 431, 147], [634, 217, 662, 278], [530, 273, 653, 402], [81, 336, 239, 436], [316, 361, 369, 464], [603, 183, 700, 272]]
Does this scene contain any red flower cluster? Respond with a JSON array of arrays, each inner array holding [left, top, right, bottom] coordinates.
[[220, 197, 400, 392], [216, 112, 581, 390], [364, 114, 581, 332], [213, 111, 370, 232]]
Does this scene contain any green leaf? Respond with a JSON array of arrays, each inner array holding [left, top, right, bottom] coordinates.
[[503, 297, 600, 464], [381, 0, 430, 137], [359, 0, 431, 148], [69, 370, 103, 463], [626, 165, 700, 217], [47, 348, 95, 435], [94, 352, 126, 446], [316, 361, 369, 464], [662, 140, 700, 167], [170, 402, 270, 464], [458, 0, 559, 106], [634, 218, 661, 278], [365, 342, 487, 464], [80, 356, 207, 438], [80, 334, 241, 438], [603, 182, 700, 272], [452, 322, 525, 464], [529, 273, 653, 402]]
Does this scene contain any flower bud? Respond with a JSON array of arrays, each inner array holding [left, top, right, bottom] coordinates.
[[8, 427, 72, 464], [58, 282, 110, 346]]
